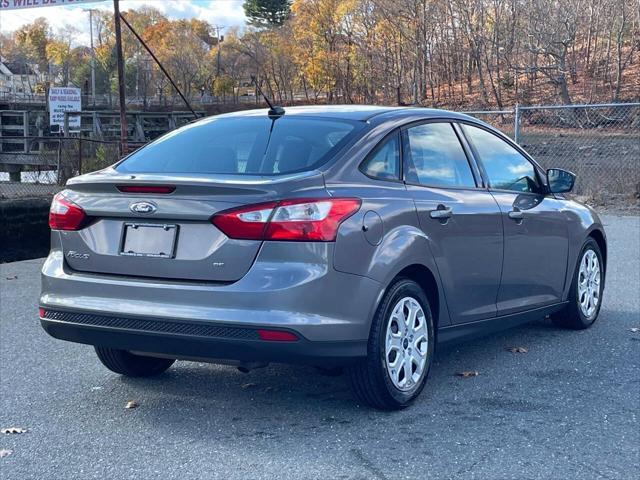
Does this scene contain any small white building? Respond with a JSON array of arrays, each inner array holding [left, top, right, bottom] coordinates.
[[0, 60, 39, 97]]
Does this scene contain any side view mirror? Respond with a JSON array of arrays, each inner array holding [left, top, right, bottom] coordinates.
[[547, 168, 576, 194]]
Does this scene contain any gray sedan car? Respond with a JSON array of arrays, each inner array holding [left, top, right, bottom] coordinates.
[[40, 106, 606, 409]]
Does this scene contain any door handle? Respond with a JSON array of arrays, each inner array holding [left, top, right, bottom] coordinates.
[[508, 209, 524, 221], [429, 205, 452, 220]]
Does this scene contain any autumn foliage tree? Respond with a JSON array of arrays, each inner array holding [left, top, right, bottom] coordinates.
[[1, 0, 637, 108], [243, 0, 639, 106]]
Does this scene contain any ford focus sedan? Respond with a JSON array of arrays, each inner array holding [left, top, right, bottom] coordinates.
[[40, 106, 606, 410]]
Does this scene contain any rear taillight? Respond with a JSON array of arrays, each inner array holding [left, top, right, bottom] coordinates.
[[49, 192, 88, 231], [211, 198, 361, 242]]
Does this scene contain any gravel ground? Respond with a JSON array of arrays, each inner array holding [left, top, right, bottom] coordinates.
[[1, 214, 638, 480]]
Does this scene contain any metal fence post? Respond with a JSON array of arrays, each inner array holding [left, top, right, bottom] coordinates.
[[23, 111, 29, 153], [514, 103, 521, 144], [78, 138, 83, 175], [56, 138, 62, 186]]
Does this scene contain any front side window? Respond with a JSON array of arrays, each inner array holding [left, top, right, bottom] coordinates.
[[360, 133, 400, 180], [116, 116, 360, 175], [403, 122, 476, 188], [462, 124, 540, 193]]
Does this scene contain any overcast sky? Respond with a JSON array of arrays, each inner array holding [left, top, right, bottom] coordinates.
[[0, 1, 247, 45]]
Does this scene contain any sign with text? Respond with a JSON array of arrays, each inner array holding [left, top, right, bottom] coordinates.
[[48, 87, 81, 132], [0, 0, 104, 11]]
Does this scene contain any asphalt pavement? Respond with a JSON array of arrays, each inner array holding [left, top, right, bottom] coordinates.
[[1, 214, 638, 480]]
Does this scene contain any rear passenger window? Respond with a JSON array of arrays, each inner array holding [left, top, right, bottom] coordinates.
[[360, 133, 400, 181], [403, 123, 476, 188]]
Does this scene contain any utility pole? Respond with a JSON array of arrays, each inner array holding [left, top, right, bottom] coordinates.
[[84, 9, 97, 107], [214, 25, 225, 77], [212, 25, 224, 102], [113, 0, 128, 155]]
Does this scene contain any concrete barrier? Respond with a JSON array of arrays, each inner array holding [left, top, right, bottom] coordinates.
[[0, 197, 51, 263]]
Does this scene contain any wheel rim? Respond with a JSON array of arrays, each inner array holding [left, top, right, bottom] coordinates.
[[578, 249, 601, 319], [385, 296, 429, 391]]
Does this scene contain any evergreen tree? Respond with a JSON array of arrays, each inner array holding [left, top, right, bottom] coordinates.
[[243, 0, 292, 28]]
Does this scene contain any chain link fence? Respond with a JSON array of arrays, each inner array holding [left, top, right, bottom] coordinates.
[[0, 137, 121, 199], [2, 103, 639, 208], [466, 103, 640, 207]]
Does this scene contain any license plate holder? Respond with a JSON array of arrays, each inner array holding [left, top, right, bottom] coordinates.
[[120, 223, 178, 258]]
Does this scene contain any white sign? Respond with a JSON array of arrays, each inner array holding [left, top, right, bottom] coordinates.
[[48, 87, 82, 132], [0, 0, 104, 11]]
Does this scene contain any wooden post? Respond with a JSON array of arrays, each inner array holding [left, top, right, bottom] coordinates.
[[63, 112, 69, 138], [514, 103, 521, 144], [56, 138, 63, 186], [78, 137, 83, 175], [113, 0, 128, 156], [23, 111, 28, 153], [89, 9, 96, 107]]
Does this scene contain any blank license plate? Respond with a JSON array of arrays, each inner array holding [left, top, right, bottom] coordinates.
[[120, 223, 178, 258]]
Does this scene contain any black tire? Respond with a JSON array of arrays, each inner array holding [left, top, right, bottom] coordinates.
[[552, 238, 604, 330], [347, 278, 435, 410], [94, 347, 175, 377]]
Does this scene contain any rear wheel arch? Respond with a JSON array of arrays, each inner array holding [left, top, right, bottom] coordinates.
[[348, 276, 436, 409], [387, 264, 440, 331]]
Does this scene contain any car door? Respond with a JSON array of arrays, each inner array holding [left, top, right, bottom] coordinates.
[[460, 123, 569, 315], [402, 121, 503, 324]]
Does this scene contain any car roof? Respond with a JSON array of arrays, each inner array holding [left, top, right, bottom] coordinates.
[[214, 105, 476, 123]]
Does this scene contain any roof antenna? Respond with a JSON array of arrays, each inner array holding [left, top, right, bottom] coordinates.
[[251, 75, 285, 119]]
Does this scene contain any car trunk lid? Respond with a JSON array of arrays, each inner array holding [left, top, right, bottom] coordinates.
[[58, 169, 326, 282]]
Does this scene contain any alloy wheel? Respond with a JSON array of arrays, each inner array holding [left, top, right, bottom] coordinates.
[[578, 249, 601, 319], [384, 297, 429, 391]]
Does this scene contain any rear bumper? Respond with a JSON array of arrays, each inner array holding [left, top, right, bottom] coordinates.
[[40, 242, 382, 364], [40, 310, 366, 366]]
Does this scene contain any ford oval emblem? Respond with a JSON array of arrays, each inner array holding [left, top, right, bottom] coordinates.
[[130, 201, 157, 214]]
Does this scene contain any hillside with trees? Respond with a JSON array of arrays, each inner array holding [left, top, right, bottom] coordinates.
[[1, 0, 638, 109]]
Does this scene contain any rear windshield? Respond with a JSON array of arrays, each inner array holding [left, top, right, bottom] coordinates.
[[115, 116, 361, 175]]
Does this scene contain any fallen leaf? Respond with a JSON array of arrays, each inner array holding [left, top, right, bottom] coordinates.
[[124, 401, 138, 410], [456, 371, 479, 378], [5, 275, 17, 280], [630, 327, 640, 333], [1, 427, 27, 435], [0, 449, 12, 458], [506, 346, 528, 353]]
